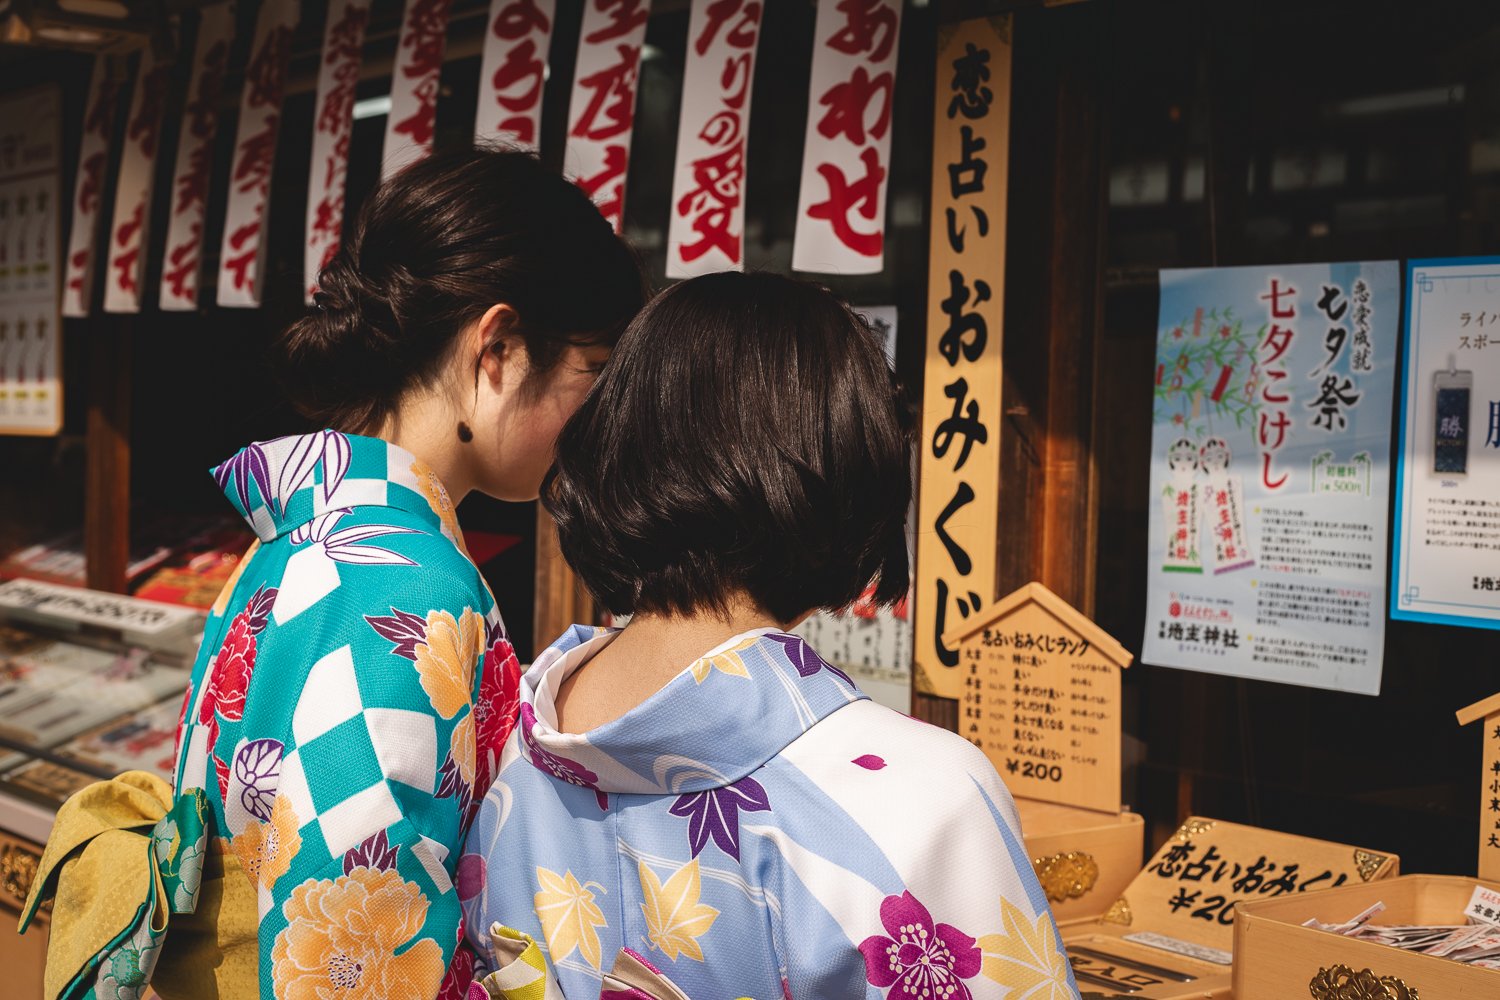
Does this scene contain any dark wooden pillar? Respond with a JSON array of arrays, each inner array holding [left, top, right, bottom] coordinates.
[[532, 507, 594, 660], [85, 319, 131, 594]]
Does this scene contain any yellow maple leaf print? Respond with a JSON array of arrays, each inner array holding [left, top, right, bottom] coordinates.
[[414, 607, 484, 718], [534, 867, 608, 971], [687, 637, 757, 684], [976, 897, 1074, 998], [639, 858, 720, 962]]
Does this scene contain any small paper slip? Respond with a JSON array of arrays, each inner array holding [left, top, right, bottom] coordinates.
[[1465, 885, 1500, 927], [1122, 931, 1233, 966]]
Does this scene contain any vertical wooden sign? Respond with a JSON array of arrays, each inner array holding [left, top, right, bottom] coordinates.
[[945, 582, 1129, 812], [1459, 694, 1500, 881], [914, 16, 1011, 700]]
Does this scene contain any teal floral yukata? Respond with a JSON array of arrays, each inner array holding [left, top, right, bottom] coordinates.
[[149, 431, 518, 999]]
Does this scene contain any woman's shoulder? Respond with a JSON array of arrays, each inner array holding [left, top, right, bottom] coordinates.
[[773, 698, 1023, 830]]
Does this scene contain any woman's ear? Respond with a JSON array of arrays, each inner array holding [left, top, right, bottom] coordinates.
[[474, 303, 525, 387]]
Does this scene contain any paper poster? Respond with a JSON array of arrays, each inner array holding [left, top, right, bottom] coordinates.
[[104, 48, 172, 314], [913, 17, 1010, 700], [305, 0, 371, 301], [382, 0, 452, 181], [475, 0, 556, 151], [790, 0, 901, 275], [665, 0, 763, 278], [160, 5, 234, 311], [795, 586, 912, 714], [1393, 257, 1500, 630], [1142, 262, 1399, 695], [61, 58, 120, 318], [0, 86, 63, 436], [563, 0, 649, 232], [217, 0, 299, 308]]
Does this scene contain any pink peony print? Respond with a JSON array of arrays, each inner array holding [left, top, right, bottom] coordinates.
[[859, 891, 981, 1000]]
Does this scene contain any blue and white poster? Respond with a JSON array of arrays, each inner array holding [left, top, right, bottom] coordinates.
[[1393, 257, 1500, 630], [1142, 262, 1399, 695]]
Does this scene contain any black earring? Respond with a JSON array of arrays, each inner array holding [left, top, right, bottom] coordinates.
[[457, 422, 474, 443]]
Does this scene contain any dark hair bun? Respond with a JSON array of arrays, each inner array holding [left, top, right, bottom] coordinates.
[[272, 148, 646, 432]]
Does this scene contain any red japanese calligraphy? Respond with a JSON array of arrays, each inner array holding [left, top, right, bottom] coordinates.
[[222, 220, 262, 292], [571, 43, 640, 142], [75, 151, 106, 215], [807, 146, 886, 257], [174, 41, 229, 216], [584, 0, 647, 44], [162, 226, 203, 301], [110, 203, 145, 297], [391, 0, 451, 149], [84, 77, 121, 139], [490, 39, 546, 142], [675, 117, 744, 264], [816, 66, 893, 145], [492, 0, 550, 38], [317, 4, 368, 138], [232, 111, 281, 197], [826, 0, 897, 61], [127, 64, 172, 159], [245, 25, 293, 109], [695, 0, 761, 56]]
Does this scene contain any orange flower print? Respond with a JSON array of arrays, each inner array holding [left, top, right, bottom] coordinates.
[[272, 867, 445, 1000], [412, 461, 465, 549], [230, 793, 301, 891], [414, 608, 484, 720]]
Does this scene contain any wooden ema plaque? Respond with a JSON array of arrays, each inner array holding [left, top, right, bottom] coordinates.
[[943, 582, 1131, 813], [1457, 693, 1500, 881], [1061, 817, 1399, 999]]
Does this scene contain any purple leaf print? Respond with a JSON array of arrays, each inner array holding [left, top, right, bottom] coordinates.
[[457, 853, 487, 902], [319, 430, 352, 502], [366, 608, 430, 660], [764, 633, 853, 685], [437, 750, 473, 812], [274, 434, 323, 515], [232, 738, 283, 821], [213, 443, 271, 514], [668, 777, 771, 861], [520, 703, 608, 811], [243, 586, 278, 635], [342, 829, 399, 875], [859, 891, 981, 1000], [853, 755, 887, 771]]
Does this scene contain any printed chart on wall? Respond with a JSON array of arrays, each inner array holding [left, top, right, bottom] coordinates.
[[1142, 262, 1398, 695], [0, 87, 63, 436], [1393, 257, 1500, 630]]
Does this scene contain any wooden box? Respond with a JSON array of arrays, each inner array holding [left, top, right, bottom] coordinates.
[[1017, 797, 1144, 926], [0, 827, 47, 1000], [1061, 817, 1399, 998], [1234, 874, 1500, 1000]]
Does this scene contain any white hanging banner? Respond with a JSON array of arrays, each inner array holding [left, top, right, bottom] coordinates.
[[103, 49, 172, 314], [665, 0, 762, 278], [305, 0, 371, 302], [791, 0, 902, 275], [382, 0, 453, 181], [62, 58, 122, 318], [563, 0, 649, 233], [160, 5, 234, 312], [474, 0, 555, 152], [217, 0, 299, 309]]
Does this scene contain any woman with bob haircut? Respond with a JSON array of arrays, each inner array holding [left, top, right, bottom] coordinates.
[[461, 272, 1077, 1000]]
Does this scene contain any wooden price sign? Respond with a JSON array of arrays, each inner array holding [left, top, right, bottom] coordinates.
[[1095, 817, 1398, 956], [944, 582, 1130, 813], [1458, 693, 1500, 881]]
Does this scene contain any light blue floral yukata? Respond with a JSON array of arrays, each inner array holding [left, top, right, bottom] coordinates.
[[462, 626, 1080, 1000]]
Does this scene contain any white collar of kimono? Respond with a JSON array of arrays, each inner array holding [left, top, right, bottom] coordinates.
[[515, 624, 866, 796]]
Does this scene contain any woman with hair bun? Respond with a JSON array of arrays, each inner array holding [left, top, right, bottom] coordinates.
[[28, 149, 644, 1000]]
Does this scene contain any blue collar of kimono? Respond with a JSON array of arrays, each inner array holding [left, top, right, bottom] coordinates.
[[210, 431, 456, 543], [518, 625, 867, 798]]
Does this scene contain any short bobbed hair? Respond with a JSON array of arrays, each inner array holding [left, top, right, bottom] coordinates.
[[542, 271, 912, 624]]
